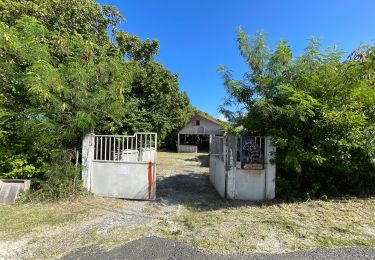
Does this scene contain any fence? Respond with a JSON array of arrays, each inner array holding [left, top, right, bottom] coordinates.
[[210, 136, 225, 162], [93, 133, 157, 162]]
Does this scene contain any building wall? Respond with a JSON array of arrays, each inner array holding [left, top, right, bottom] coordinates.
[[179, 115, 222, 135]]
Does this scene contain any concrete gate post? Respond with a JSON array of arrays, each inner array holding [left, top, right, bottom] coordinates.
[[226, 134, 237, 199], [82, 132, 95, 191], [265, 136, 276, 199]]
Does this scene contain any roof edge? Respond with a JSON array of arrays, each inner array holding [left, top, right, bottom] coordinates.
[[194, 112, 222, 126]]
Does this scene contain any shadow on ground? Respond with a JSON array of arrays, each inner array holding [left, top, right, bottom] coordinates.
[[183, 154, 209, 167], [155, 154, 277, 212], [155, 153, 309, 212], [157, 171, 219, 206]]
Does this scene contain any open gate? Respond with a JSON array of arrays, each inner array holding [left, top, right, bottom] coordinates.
[[82, 132, 157, 200]]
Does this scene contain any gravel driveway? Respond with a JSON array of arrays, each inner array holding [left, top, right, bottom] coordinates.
[[64, 236, 375, 260]]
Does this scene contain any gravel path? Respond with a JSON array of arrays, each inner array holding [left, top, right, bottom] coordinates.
[[63, 236, 375, 260]]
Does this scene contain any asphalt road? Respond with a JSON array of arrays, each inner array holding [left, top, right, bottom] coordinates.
[[63, 236, 375, 260]]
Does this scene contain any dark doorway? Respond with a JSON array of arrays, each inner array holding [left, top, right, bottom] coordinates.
[[180, 134, 210, 153]]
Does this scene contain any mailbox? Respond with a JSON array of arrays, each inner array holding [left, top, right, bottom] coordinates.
[[240, 136, 264, 169]]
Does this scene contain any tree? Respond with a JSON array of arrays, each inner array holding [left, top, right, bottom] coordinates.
[[219, 27, 375, 197], [0, 13, 129, 179], [0, 0, 193, 197], [113, 30, 194, 143]]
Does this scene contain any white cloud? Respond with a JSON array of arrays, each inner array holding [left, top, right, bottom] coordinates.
[[218, 113, 228, 122]]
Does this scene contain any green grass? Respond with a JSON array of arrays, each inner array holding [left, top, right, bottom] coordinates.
[[183, 211, 197, 229], [318, 235, 375, 247], [0, 196, 123, 240], [262, 216, 300, 233], [176, 196, 375, 253], [0, 204, 87, 239]]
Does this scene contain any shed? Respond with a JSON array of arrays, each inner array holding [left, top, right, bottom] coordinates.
[[177, 113, 223, 153]]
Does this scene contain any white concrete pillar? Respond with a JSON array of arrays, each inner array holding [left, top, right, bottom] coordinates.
[[177, 133, 180, 153], [209, 134, 212, 154], [265, 136, 276, 199], [226, 134, 237, 199], [82, 132, 94, 191]]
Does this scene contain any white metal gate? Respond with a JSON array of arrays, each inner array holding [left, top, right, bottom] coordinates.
[[82, 132, 157, 200]]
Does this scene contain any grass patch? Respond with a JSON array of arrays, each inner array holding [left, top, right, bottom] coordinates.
[[182, 205, 224, 230], [318, 235, 375, 247], [160, 227, 183, 237], [183, 210, 197, 229], [93, 225, 151, 249], [262, 216, 299, 233], [0, 203, 87, 239], [0, 196, 122, 240], [192, 237, 257, 252]]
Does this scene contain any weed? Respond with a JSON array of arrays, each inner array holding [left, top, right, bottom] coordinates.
[[183, 211, 197, 229]]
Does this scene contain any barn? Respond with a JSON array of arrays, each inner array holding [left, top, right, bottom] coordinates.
[[177, 112, 223, 153]]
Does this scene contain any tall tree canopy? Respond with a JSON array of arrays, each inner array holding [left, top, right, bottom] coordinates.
[[220, 27, 374, 197], [0, 0, 193, 189]]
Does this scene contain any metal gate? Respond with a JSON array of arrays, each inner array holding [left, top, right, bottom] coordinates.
[[82, 132, 157, 200]]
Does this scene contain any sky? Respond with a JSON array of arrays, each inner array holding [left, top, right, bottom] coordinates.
[[98, 0, 374, 119]]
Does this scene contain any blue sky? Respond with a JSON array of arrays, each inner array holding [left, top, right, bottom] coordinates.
[[98, 0, 374, 119]]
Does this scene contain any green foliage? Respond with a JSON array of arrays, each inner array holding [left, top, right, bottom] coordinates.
[[220, 27, 375, 197], [0, 0, 192, 199], [38, 152, 84, 201], [115, 31, 159, 63], [0, 13, 127, 181], [108, 61, 194, 142]]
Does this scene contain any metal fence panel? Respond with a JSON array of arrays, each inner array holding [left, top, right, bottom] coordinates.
[[211, 136, 225, 162], [93, 133, 157, 163]]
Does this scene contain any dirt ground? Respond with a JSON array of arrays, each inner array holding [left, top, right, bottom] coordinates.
[[0, 151, 374, 259]]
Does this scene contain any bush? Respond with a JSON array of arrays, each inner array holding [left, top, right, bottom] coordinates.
[[15, 150, 85, 202], [40, 164, 84, 201], [219, 28, 375, 198]]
